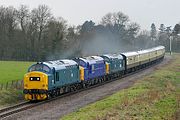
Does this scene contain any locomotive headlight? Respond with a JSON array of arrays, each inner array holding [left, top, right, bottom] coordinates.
[[42, 84, 45, 87]]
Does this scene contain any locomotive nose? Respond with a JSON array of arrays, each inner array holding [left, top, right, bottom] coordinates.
[[24, 71, 48, 100], [24, 71, 48, 90]]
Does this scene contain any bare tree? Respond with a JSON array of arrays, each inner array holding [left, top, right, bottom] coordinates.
[[16, 5, 29, 33], [101, 12, 129, 26], [30, 5, 52, 60], [45, 17, 68, 59], [31, 5, 52, 43], [114, 12, 129, 25], [101, 13, 113, 26], [127, 22, 140, 47]]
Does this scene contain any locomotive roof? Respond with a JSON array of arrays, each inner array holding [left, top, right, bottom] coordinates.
[[102, 54, 123, 59], [79, 56, 104, 64], [43, 59, 78, 70]]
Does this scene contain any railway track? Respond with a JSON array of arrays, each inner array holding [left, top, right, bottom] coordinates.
[[0, 59, 163, 119], [0, 102, 32, 118]]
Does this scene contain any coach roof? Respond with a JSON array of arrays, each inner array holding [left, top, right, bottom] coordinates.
[[102, 54, 123, 59], [121, 51, 139, 57]]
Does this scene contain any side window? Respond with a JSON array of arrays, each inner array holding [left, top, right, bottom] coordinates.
[[120, 64, 122, 68], [119, 61, 122, 68], [71, 70, 74, 78], [92, 64, 95, 73], [56, 72, 59, 81]]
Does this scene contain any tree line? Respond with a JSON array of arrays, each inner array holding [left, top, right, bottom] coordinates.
[[0, 5, 179, 61]]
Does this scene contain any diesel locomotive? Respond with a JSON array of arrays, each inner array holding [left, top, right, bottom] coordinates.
[[23, 46, 165, 101]]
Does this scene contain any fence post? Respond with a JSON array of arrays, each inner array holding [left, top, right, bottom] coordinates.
[[16, 80, 18, 89], [6, 82, 8, 90], [21, 80, 23, 89], [0, 84, 2, 90], [11, 80, 14, 88]]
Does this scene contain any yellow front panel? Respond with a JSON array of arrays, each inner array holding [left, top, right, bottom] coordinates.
[[79, 66, 84, 81], [106, 63, 109, 74], [24, 71, 48, 90]]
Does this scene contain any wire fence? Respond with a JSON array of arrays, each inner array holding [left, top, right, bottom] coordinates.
[[0, 80, 23, 90]]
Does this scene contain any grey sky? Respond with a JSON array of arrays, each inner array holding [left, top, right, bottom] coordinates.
[[1, 0, 180, 30]]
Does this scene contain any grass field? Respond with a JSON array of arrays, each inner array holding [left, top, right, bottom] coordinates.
[[0, 61, 34, 84], [61, 54, 180, 120]]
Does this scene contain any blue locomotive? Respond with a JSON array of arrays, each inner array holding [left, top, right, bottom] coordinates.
[[101, 54, 125, 74], [24, 60, 81, 100], [74, 56, 107, 80]]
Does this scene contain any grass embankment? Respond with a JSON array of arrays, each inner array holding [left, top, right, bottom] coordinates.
[[61, 54, 180, 120], [0, 89, 23, 108], [0, 61, 34, 108], [0, 61, 34, 84]]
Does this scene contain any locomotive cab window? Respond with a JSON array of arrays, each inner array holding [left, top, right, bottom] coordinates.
[[29, 64, 51, 73]]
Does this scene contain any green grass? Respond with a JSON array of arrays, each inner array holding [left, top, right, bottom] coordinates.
[[61, 54, 180, 120], [0, 61, 34, 84]]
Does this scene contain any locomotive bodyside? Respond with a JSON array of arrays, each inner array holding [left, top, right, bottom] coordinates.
[[101, 54, 125, 74], [74, 56, 106, 80], [45, 60, 80, 89]]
